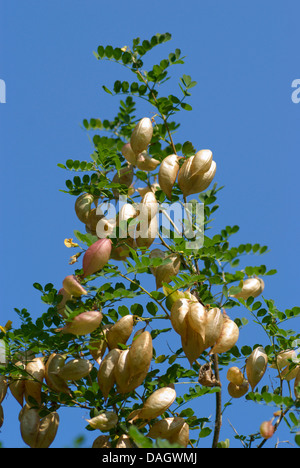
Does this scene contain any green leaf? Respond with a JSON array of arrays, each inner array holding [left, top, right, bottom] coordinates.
[[102, 85, 113, 95]]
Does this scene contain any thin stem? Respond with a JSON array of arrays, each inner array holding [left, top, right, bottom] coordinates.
[[211, 353, 222, 448]]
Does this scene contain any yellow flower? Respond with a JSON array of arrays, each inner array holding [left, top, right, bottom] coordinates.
[[0, 321, 12, 334], [69, 252, 82, 265], [64, 238, 79, 248]]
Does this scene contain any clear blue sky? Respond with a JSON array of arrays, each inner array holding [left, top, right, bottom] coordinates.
[[0, 0, 299, 448]]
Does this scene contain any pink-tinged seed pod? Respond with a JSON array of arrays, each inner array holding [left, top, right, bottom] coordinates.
[[136, 151, 160, 171], [55, 310, 103, 336], [186, 160, 217, 196], [35, 412, 59, 448], [128, 385, 176, 422], [259, 420, 275, 439], [130, 117, 153, 155], [158, 154, 181, 200], [187, 302, 207, 342], [127, 331, 153, 379], [92, 435, 111, 448], [25, 357, 45, 406], [20, 406, 40, 448], [209, 312, 239, 355], [170, 298, 191, 339], [106, 315, 134, 350], [190, 150, 213, 177], [45, 354, 70, 395], [97, 349, 121, 400], [0, 375, 7, 404], [227, 380, 249, 398], [62, 275, 87, 297], [82, 238, 112, 278], [9, 361, 26, 407], [116, 434, 134, 448], [231, 277, 265, 300], [75, 193, 94, 224], [246, 346, 268, 391], [203, 307, 224, 350], [86, 411, 118, 431], [226, 366, 245, 386], [56, 358, 93, 381], [121, 142, 138, 165]]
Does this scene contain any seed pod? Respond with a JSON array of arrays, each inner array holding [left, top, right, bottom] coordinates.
[[150, 250, 181, 290], [128, 385, 176, 422], [181, 317, 205, 365], [148, 417, 186, 441], [114, 349, 131, 394], [231, 277, 265, 300], [127, 331, 153, 378], [57, 288, 72, 318], [107, 315, 134, 350], [20, 406, 40, 448], [9, 361, 26, 407], [178, 156, 195, 197], [0, 375, 7, 404], [112, 165, 134, 198], [118, 203, 137, 239], [170, 298, 190, 340], [82, 238, 112, 278], [278, 364, 299, 381], [259, 420, 275, 440], [135, 214, 158, 249], [158, 154, 180, 200], [86, 411, 118, 431], [75, 193, 94, 224], [294, 367, 300, 399], [88, 324, 112, 364], [45, 354, 70, 395], [62, 275, 87, 297], [92, 435, 112, 448], [187, 301, 207, 342], [226, 366, 245, 386], [139, 191, 158, 221], [203, 307, 224, 350], [270, 349, 298, 380], [125, 367, 150, 394], [35, 412, 59, 448], [25, 357, 45, 406], [116, 434, 134, 448], [190, 150, 213, 177], [198, 362, 220, 387], [136, 151, 160, 171], [169, 422, 189, 447], [163, 285, 196, 312], [246, 346, 268, 390], [97, 349, 121, 400], [227, 381, 249, 398], [136, 181, 160, 198], [121, 142, 137, 165], [130, 117, 153, 155], [86, 207, 104, 235], [186, 160, 217, 196], [57, 358, 93, 381], [209, 312, 239, 355], [55, 310, 103, 336], [0, 404, 3, 428]]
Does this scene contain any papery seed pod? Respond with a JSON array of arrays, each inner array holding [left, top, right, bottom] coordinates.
[[125, 367, 150, 394], [231, 277, 265, 300], [203, 307, 224, 350], [259, 420, 275, 440], [169, 421, 189, 447], [25, 357, 45, 406], [20, 406, 40, 448], [136, 180, 160, 198], [270, 349, 298, 381], [9, 361, 26, 407], [107, 315, 134, 350], [118, 203, 137, 242], [150, 250, 181, 290], [147, 417, 185, 441], [209, 312, 239, 355], [278, 364, 299, 381], [0, 375, 7, 404], [45, 354, 70, 395], [128, 385, 176, 422], [62, 275, 87, 297], [187, 302, 207, 342], [92, 435, 112, 448], [136, 151, 160, 172], [181, 317, 205, 365], [190, 150, 213, 177], [96, 217, 117, 240], [135, 214, 158, 249], [0, 404, 3, 428], [116, 434, 134, 448], [75, 193, 94, 224], [35, 412, 59, 448], [57, 288, 73, 318], [82, 238, 112, 278], [163, 285, 195, 312], [114, 349, 130, 394], [127, 331, 153, 378], [130, 117, 153, 155], [198, 362, 220, 387], [294, 367, 300, 399], [88, 324, 112, 364], [226, 366, 245, 386], [57, 358, 93, 381], [121, 142, 137, 166], [86, 208, 104, 235], [138, 191, 158, 222], [86, 411, 118, 431], [177, 156, 195, 197], [227, 381, 249, 398], [97, 349, 121, 400], [112, 165, 134, 198], [185, 160, 217, 196], [55, 310, 103, 336], [246, 346, 268, 391], [158, 154, 180, 200]]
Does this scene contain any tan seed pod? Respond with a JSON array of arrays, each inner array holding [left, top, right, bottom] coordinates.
[[127, 331, 153, 378], [35, 412, 59, 448], [88, 324, 112, 364], [139, 191, 158, 222], [20, 406, 40, 448], [177, 156, 195, 197], [86, 411, 118, 431], [227, 380, 249, 398], [169, 421, 189, 447], [97, 349, 121, 400], [246, 346, 268, 391], [114, 349, 131, 394], [130, 117, 153, 155], [185, 160, 217, 196], [170, 298, 190, 339], [128, 385, 176, 422], [0, 404, 3, 428], [209, 312, 239, 355], [158, 154, 180, 200], [270, 349, 298, 380], [118, 203, 137, 240], [9, 361, 26, 407], [147, 417, 185, 441], [55, 310, 103, 336], [187, 301, 207, 342], [226, 366, 245, 386], [25, 357, 45, 406], [294, 367, 300, 399], [112, 165, 134, 198], [181, 317, 205, 365], [106, 315, 134, 350], [125, 367, 150, 394], [0, 375, 7, 404], [190, 149, 213, 177], [75, 193, 94, 224], [92, 435, 112, 448], [86, 207, 104, 235], [57, 358, 93, 381], [45, 354, 70, 395], [62, 275, 87, 297], [121, 142, 137, 165], [150, 249, 181, 290], [203, 307, 224, 350], [135, 214, 158, 249], [116, 434, 134, 448], [231, 277, 265, 300], [136, 151, 160, 171]]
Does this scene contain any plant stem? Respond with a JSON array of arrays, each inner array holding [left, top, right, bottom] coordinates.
[[211, 353, 222, 448]]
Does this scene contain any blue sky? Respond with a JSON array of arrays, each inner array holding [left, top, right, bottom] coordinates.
[[0, 0, 299, 448]]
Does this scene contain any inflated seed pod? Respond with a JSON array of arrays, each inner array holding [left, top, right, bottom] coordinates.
[[187, 301, 207, 342], [227, 381, 249, 398], [56, 358, 93, 381], [181, 317, 205, 365], [9, 361, 26, 407], [35, 412, 59, 448], [20, 406, 40, 448], [177, 156, 195, 197], [62, 275, 87, 297], [112, 165, 134, 198], [190, 150, 213, 177], [116, 434, 134, 448], [55, 310, 103, 336], [246, 346, 268, 390], [0, 404, 3, 428], [203, 307, 224, 350], [158, 154, 180, 200], [88, 324, 112, 364], [170, 298, 190, 339], [82, 238, 112, 278], [226, 366, 245, 386], [136, 152, 160, 172], [278, 364, 299, 381], [169, 421, 189, 447], [135, 214, 158, 249], [209, 312, 239, 355], [121, 142, 137, 166], [127, 331, 153, 378], [231, 277, 265, 300], [128, 385, 176, 422], [75, 193, 94, 224], [147, 417, 186, 441], [130, 117, 153, 155], [25, 357, 45, 406], [92, 435, 112, 448], [85, 208, 104, 235], [163, 285, 196, 312], [97, 349, 121, 400], [294, 367, 300, 399], [118, 203, 137, 240], [45, 354, 70, 395], [270, 349, 297, 381], [150, 249, 181, 290], [114, 349, 131, 394], [0, 375, 7, 404], [259, 420, 275, 440], [106, 315, 134, 350], [56, 288, 72, 318], [86, 411, 118, 431], [186, 160, 216, 196]]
